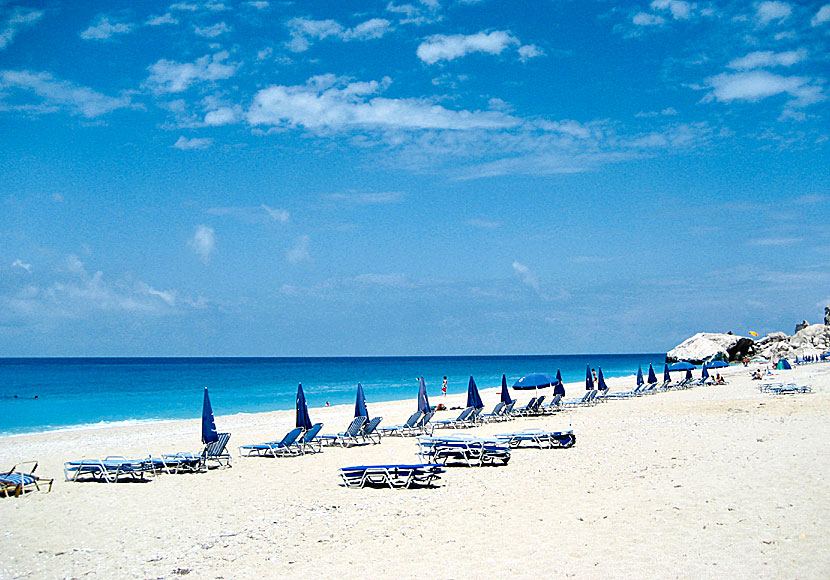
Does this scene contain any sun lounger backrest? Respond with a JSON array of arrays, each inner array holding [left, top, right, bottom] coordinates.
[[418, 410, 436, 427], [361, 416, 382, 435], [303, 423, 323, 443], [346, 416, 368, 437], [405, 412, 422, 428], [281, 427, 304, 447], [204, 432, 231, 458]]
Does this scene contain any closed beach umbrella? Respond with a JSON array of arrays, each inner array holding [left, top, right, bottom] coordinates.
[[466, 376, 484, 409], [553, 369, 565, 396], [296, 383, 312, 431], [585, 364, 594, 391], [500, 374, 513, 405], [685, 368, 693, 381], [512, 373, 554, 390], [597, 368, 608, 391], [636, 365, 644, 387], [354, 382, 369, 420], [201, 387, 219, 444], [701, 365, 710, 380], [663, 364, 671, 383], [417, 377, 430, 414], [647, 364, 658, 384]]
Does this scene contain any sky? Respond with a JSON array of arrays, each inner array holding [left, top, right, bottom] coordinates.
[[1, 0, 829, 357]]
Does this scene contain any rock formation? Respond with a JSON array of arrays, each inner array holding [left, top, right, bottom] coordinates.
[[795, 320, 810, 333], [666, 332, 749, 364]]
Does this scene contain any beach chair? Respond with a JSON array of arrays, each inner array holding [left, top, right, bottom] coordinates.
[[321, 417, 367, 448], [239, 427, 303, 457], [432, 406, 474, 429], [539, 394, 562, 414], [359, 416, 383, 444], [495, 428, 576, 449], [64, 456, 156, 483], [480, 402, 505, 423], [562, 390, 595, 407], [499, 400, 517, 420], [0, 462, 53, 497], [339, 464, 446, 489], [152, 431, 233, 474], [513, 397, 538, 416], [378, 412, 422, 437], [293, 423, 324, 454], [416, 410, 437, 435]]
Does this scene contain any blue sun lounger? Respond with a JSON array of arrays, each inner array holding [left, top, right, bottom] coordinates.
[[321, 417, 367, 447], [153, 432, 233, 473], [339, 464, 446, 489], [479, 401, 505, 423], [1, 462, 53, 497], [495, 428, 576, 449], [239, 427, 303, 457], [378, 411, 422, 437], [64, 456, 156, 483], [359, 416, 383, 444], [432, 406, 474, 429], [294, 423, 324, 454], [417, 435, 511, 467]]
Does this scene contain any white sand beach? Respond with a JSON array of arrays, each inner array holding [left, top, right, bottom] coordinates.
[[1, 363, 829, 579]]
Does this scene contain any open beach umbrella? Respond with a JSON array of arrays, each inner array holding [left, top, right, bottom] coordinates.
[[354, 382, 369, 420], [512, 373, 554, 390], [585, 364, 594, 391], [201, 387, 219, 444], [663, 364, 671, 384], [685, 369, 693, 381], [647, 364, 658, 385], [701, 366, 710, 380], [597, 368, 608, 391], [417, 377, 430, 414], [669, 361, 695, 371], [636, 365, 644, 387], [708, 360, 728, 369], [500, 374, 513, 405], [553, 369, 565, 396], [296, 383, 312, 431], [466, 376, 484, 409]]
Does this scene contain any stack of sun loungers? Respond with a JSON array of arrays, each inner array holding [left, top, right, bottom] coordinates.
[[495, 428, 576, 449], [417, 435, 511, 467], [759, 382, 812, 395], [339, 464, 446, 489], [1, 462, 53, 497], [64, 456, 157, 483]]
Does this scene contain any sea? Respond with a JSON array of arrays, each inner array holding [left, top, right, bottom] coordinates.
[[0, 354, 666, 436]]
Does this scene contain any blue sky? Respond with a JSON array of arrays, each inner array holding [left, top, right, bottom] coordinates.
[[1, 0, 829, 356]]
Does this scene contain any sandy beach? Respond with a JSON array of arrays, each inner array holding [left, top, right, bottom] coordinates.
[[1, 363, 829, 580]]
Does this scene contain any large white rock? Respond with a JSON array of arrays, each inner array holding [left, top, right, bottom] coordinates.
[[666, 332, 748, 364], [755, 325, 830, 359]]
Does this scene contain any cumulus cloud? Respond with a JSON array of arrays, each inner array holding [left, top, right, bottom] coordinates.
[[512, 261, 540, 292], [755, 1, 791, 26], [194, 22, 230, 38], [247, 74, 518, 131], [0, 7, 43, 50], [416, 30, 520, 64], [146, 13, 178, 26], [632, 12, 665, 27], [144, 52, 238, 94], [0, 70, 131, 117], [80, 16, 134, 40], [12, 259, 32, 273], [517, 44, 544, 62], [204, 106, 239, 125], [650, 0, 693, 20], [248, 1, 269, 9], [703, 70, 824, 108], [286, 234, 311, 263], [286, 17, 391, 52], [728, 49, 807, 70], [189, 225, 215, 264], [173, 136, 213, 149], [812, 5, 830, 26]]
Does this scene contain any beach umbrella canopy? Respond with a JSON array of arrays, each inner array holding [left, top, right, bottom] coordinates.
[[701, 366, 710, 380], [201, 387, 219, 444], [500, 374, 513, 405], [553, 369, 565, 396], [512, 373, 554, 390], [669, 362, 695, 371], [597, 367, 609, 391], [354, 382, 369, 420], [417, 377, 430, 414], [636, 365, 644, 387], [585, 364, 594, 391], [663, 364, 671, 383], [647, 364, 658, 384], [685, 368, 693, 381], [296, 383, 312, 430], [708, 360, 729, 369], [466, 376, 484, 409]]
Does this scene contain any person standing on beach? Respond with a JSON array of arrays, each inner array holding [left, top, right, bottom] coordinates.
[[442, 376, 448, 397], [592, 369, 597, 384]]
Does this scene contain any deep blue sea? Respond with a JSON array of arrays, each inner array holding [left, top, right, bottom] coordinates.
[[0, 354, 666, 436]]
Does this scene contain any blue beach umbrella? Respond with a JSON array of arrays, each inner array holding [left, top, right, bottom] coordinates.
[[701, 365, 710, 380], [669, 361, 695, 371], [647, 364, 658, 384], [512, 373, 554, 390], [585, 364, 594, 391], [466, 376, 484, 409], [597, 368, 608, 392], [417, 377, 430, 414], [708, 360, 729, 368], [201, 387, 219, 444], [553, 369, 565, 396], [636, 365, 644, 387], [663, 364, 671, 383], [354, 382, 369, 420], [685, 368, 693, 381], [500, 374, 513, 405], [296, 383, 312, 431]]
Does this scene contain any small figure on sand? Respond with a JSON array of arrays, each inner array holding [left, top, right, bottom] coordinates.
[[442, 376, 447, 397]]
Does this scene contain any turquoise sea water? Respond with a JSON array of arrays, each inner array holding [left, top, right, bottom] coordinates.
[[0, 354, 666, 436]]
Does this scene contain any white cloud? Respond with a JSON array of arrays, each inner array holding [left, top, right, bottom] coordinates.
[[703, 70, 824, 108], [287, 234, 311, 263], [728, 49, 807, 70], [204, 106, 238, 125], [326, 191, 405, 204], [416, 30, 519, 64], [173, 136, 213, 149], [247, 1, 269, 9], [12, 259, 32, 273], [194, 22, 230, 38], [286, 17, 391, 52], [262, 204, 289, 222], [517, 44, 544, 62], [247, 74, 518, 131], [189, 225, 215, 264], [385, 1, 442, 25], [0, 7, 43, 50], [651, 0, 692, 20], [170, 3, 199, 11], [80, 16, 134, 40], [812, 5, 830, 26], [747, 237, 802, 246], [0, 70, 131, 117], [146, 13, 178, 26], [632, 12, 665, 26], [512, 261, 540, 292], [144, 52, 238, 94], [755, 1, 791, 26]]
